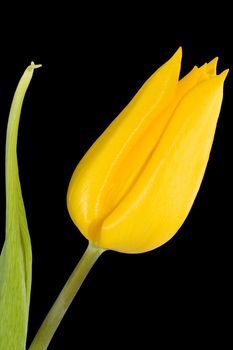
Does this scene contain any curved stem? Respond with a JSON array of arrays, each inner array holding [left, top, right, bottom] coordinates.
[[28, 242, 104, 350]]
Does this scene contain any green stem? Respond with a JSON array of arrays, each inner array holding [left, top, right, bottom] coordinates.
[[28, 242, 104, 350]]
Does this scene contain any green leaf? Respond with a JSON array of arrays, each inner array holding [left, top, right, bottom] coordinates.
[[0, 63, 41, 350]]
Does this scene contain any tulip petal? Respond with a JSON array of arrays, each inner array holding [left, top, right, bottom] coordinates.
[[67, 48, 182, 239], [99, 71, 228, 253], [207, 57, 218, 76]]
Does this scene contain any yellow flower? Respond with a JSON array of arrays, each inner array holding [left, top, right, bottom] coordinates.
[[67, 48, 228, 254]]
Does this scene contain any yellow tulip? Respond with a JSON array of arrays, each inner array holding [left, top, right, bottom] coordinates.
[[67, 48, 228, 254]]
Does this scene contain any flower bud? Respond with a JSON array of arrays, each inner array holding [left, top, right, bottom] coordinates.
[[67, 48, 228, 253]]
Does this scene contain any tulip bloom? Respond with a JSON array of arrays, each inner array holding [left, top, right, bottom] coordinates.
[[67, 48, 227, 254]]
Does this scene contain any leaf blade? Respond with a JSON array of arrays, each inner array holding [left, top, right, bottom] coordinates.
[[0, 63, 41, 349]]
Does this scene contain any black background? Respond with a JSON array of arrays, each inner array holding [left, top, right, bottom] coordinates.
[[0, 5, 232, 349]]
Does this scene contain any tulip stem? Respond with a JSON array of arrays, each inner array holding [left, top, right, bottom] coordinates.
[[28, 242, 104, 350]]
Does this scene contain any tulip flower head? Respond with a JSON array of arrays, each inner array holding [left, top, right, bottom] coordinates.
[[67, 48, 228, 254]]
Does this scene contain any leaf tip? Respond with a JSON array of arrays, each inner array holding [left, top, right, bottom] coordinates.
[[28, 62, 42, 72]]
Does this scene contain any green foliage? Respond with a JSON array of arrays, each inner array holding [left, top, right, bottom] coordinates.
[[0, 64, 41, 349]]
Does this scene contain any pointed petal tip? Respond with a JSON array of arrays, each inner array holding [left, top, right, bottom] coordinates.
[[207, 57, 219, 76], [213, 56, 219, 64], [174, 46, 182, 60], [209, 57, 219, 65], [166, 47, 182, 72], [220, 69, 229, 81], [208, 69, 229, 88], [177, 46, 182, 53], [210, 69, 229, 89]]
